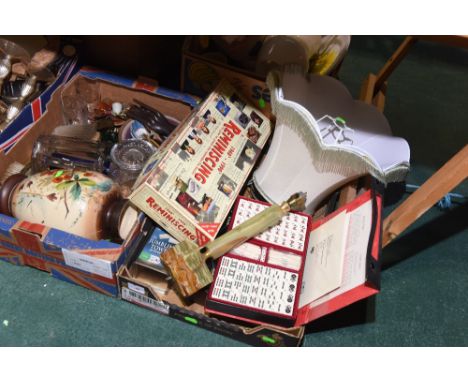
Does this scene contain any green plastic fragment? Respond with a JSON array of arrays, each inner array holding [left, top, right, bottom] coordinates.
[[54, 170, 64, 178], [336, 117, 346, 124], [258, 98, 266, 109], [184, 316, 198, 325], [261, 336, 276, 344]]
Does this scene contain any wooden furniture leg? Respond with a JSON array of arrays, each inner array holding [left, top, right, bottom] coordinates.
[[374, 36, 416, 95], [360, 73, 387, 112], [360, 73, 377, 104], [338, 179, 358, 208], [373, 89, 386, 113], [382, 145, 468, 247], [361, 36, 417, 112], [359, 36, 468, 247]]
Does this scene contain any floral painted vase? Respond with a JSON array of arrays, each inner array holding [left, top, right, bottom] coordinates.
[[0, 169, 135, 241]]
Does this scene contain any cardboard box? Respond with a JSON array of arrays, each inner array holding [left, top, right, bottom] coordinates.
[[130, 80, 272, 246], [0, 38, 79, 155], [118, 180, 383, 346], [181, 37, 272, 117], [0, 68, 197, 296], [181, 36, 350, 120], [118, 216, 305, 347]]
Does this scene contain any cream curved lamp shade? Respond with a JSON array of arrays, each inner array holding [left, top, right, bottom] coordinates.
[[253, 70, 410, 213]]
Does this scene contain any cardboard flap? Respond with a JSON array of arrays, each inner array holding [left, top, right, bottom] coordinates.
[[78, 67, 200, 107], [296, 187, 382, 326], [11, 221, 49, 253]]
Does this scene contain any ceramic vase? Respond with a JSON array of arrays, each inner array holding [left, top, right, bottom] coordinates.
[[0, 169, 135, 241]]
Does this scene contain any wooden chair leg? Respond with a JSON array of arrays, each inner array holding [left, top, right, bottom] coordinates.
[[359, 73, 377, 104], [373, 89, 386, 113], [382, 145, 468, 247], [374, 36, 416, 94]]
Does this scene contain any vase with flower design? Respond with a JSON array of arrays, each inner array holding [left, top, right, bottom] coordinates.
[[0, 169, 137, 241]]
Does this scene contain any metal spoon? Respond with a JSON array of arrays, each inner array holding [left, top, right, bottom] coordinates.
[[5, 67, 54, 123], [0, 39, 30, 93]]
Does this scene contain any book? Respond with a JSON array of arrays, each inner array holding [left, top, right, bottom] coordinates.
[[135, 226, 178, 274]]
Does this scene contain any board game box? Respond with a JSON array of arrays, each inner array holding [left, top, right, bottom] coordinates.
[[130, 80, 272, 246], [205, 190, 382, 327]]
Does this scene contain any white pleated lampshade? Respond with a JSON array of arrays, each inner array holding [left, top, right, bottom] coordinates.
[[253, 70, 410, 213]]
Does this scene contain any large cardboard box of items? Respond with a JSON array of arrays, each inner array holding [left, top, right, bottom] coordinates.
[[181, 36, 272, 117], [130, 79, 272, 247], [0, 37, 79, 155], [0, 68, 198, 296], [118, 178, 383, 346]]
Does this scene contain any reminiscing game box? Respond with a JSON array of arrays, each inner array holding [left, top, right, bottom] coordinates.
[[130, 79, 272, 246]]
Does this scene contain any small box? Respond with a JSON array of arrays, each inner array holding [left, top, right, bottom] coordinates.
[[0, 68, 197, 296], [130, 79, 272, 246]]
